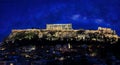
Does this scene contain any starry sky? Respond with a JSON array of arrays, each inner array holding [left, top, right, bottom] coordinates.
[[0, 0, 120, 42]]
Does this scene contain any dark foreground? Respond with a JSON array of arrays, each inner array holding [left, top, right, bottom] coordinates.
[[0, 40, 120, 65]]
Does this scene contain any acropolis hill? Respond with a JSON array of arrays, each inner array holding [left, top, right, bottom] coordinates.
[[1, 24, 120, 65], [3, 24, 119, 45]]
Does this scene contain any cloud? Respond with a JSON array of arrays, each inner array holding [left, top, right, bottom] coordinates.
[[71, 14, 81, 21]]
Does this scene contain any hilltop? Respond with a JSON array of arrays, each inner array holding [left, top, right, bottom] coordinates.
[[1, 24, 119, 48]]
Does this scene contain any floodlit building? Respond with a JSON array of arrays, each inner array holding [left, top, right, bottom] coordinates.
[[98, 27, 114, 34], [46, 24, 72, 30]]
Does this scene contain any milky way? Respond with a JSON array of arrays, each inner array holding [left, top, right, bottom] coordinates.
[[0, 0, 120, 41]]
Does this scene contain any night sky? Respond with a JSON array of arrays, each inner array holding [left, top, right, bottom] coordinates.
[[0, 0, 120, 42]]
